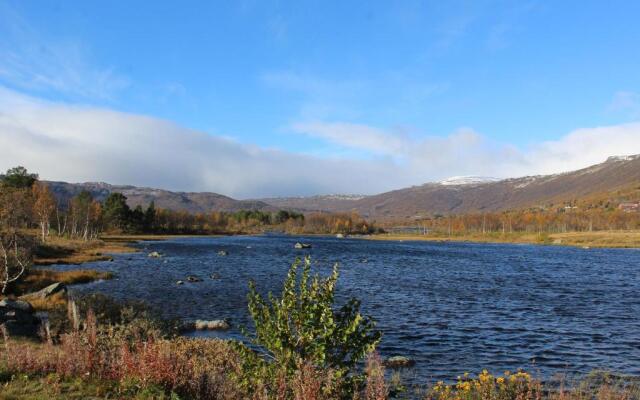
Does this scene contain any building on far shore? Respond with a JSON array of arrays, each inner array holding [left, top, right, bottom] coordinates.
[[618, 202, 640, 212]]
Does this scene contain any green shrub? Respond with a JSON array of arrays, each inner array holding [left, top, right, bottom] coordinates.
[[235, 256, 381, 398]]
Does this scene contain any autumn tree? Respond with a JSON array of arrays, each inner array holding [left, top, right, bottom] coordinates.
[[32, 183, 56, 242]]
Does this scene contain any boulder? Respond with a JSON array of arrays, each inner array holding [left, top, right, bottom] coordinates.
[[0, 299, 34, 313], [0, 299, 40, 337], [383, 356, 415, 369], [336, 233, 345, 239], [294, 242, 312, 249], [186, 275, 203, 283], [217, 250, 229, 256], [148, 251, 162, 258], [176, 280, 184, 285]]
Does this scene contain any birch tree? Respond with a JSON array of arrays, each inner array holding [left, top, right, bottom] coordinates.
[[0, 231, 31, 295], [32, 183, 56, 242]]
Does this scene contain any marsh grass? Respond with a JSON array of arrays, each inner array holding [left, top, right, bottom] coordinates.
[[12, 269, 113, 298], [370, 230, 640, 249], [32, 235, 134, 266]]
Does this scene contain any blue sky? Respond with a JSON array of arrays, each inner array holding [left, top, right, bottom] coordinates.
[[1, 1, 640, 197]]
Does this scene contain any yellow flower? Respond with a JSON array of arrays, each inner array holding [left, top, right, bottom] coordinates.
[[497, 377, 505, 385]]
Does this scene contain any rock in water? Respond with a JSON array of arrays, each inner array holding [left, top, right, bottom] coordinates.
[[176, 280, 184, 285], [384, 356, 415, 368], [195, 319, 230, 330], [336, 233, 345, 238], [186, 275, 203, 282], [148, 251, 162, 258], [181, 319, 231, 331], [294, 242, 312, 249], [217, 250, 228, 256]]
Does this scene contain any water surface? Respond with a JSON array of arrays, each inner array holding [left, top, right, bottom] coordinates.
[[51, 235, 640, 384]]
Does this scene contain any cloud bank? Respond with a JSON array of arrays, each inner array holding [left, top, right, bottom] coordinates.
[[1, 87, 640, 199]]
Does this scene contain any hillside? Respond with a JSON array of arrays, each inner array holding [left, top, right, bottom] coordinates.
[[45, 181, 274, 213], [259, 194, 365, 213], [259, 155, 640, 219], [44, 155, 640, 219]]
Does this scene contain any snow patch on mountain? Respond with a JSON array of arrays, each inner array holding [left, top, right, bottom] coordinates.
[[439, 176, 500, 186], [606, 155, 640, 162]]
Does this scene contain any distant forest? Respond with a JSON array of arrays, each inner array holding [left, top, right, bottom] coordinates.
[[3, 166, 640, 244], [0, 166, 379, 241], [383, 185, 640, 235]]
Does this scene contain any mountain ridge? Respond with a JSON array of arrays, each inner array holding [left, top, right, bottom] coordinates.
[[260, 155, 640, 219], [44, 155, 640, 219]]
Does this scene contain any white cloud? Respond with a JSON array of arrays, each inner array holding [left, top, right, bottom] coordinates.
[[291, 121, 409, 156], [0, 87, 401, 198], [289, 119, 640, 185], [1, 87, 640, 199], [519, 123, 640, 175]]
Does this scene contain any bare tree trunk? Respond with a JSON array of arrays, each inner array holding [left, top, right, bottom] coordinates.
[[40, 221, 46, 242], [482, 214, 486, 235], [83, 204, 90, 241], [0, 234, 29, 295], [56, 206, 61, 236]]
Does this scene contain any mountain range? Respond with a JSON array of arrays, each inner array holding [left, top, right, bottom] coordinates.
[[45, 155, 640, 220]]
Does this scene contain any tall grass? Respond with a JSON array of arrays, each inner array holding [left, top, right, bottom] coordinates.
[[3, 313, 243, 399], [4, 323, 639, 399], [2, 307, 390, 400]]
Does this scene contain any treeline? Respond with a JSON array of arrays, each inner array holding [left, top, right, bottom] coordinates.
[[0, 166, 378, 241], [402, 207, 640, 236]]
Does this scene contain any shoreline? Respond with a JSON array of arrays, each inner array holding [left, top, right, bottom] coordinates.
[[367, 230, 640, 249]]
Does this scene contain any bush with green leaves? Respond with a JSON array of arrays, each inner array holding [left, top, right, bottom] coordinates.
[[235, 256, 381, 398]]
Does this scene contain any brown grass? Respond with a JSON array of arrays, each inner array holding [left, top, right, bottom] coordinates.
[[11, 269, 113, 311], [24, 292, 68, 311], [101, 234, 216, 242], [33, 236, 135, 266], [369, 230, 640, 249], [550, 231, 640, 248], [13, 269, 113, 298]]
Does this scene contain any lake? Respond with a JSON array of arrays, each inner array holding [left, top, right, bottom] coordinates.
[[49, 235, 640, 385]]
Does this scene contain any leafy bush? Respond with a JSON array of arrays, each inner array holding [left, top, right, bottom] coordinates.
[[235, 256, 381, 398]]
